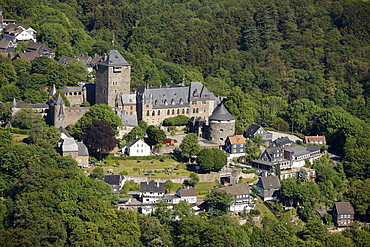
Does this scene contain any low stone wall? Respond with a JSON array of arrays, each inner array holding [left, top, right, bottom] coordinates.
[[198, 172, 219, 183], [124, 175, 188, 184]]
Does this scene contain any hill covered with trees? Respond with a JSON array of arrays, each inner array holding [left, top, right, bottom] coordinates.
[[0, 0, 370, 245]]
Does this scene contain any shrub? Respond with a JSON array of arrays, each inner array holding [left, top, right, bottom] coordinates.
[[162, 115, 190, 126]]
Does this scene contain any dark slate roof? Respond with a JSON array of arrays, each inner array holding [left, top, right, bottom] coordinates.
[[140, 182, 166, 193], [60, 87, 84, 93], [120, 115, 138, 127], [0, 39, 12, 49], [306, 145, 321, 152], [98, 50, 131, 67], [188, 81, 216, 101], [273, 137, 294, 147], [57, 126, 72, 138], [104, 174, 124, 186], [58, 55, 75, 66], [334, 202, 354, 215], [260, 176, 281, 189], [177, 186, 197, 196], [125, 138, 145, 148], [218, 183, 250, 196], [209, 103, 235, 121], [77, 141, 89, 156], [245, 124, 262, 135], [15, 51, 39, 62]]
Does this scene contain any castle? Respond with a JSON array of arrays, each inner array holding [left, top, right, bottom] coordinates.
[[13, 50, 235, 144]]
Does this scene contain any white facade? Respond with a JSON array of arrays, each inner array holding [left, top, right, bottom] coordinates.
[[123, 138, 151, 156]]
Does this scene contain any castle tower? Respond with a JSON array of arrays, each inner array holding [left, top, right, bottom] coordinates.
[[95, 50, 131, 108], [54, 94, 65, 129], [208, 103, 236, 145]]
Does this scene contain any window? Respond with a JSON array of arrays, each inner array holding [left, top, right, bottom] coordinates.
[[113, 66, 122, 73], [172, 109, 175, 115], [130, 106, 133, 110], [182, 109, 185, 114], [177, 109, 180, 114], [146, 110, 150, 116], [167, 110, 170, 115], [152, 111, 155, 116], [158, 110, 160, 116]]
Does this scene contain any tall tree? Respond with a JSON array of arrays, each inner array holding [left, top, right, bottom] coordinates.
[[180, 133, 200, 162], [82, 120, 118, 160]]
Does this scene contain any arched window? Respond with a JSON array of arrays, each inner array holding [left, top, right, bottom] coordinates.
[[158, 110, 160, 116], [186, 109, 189, 114], [182, 109, 185, 114], [177, 109, 180, 114], [193, 108, 196, 113], [172, 109, 175, 115], [152, 111, 155, 116], [196, 108, 199, 113], [171, 99, 175, 105], [167, 110, 170, 115], [146, 110, 150, 116]]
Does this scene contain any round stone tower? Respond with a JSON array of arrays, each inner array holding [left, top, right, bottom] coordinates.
[[208, 103, 235, 145]]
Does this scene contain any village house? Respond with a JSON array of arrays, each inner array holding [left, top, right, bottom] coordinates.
[[224, 135, 246, 159], [2, 23, 36, 42], [173, 186, 197, 204], [332, 202, 355, 227], [122, 138, 151, 156], [256, 176, 281, 201], [103, 174, 125, 194], [244, 124, 273, 143], [218, 183, 255, 213], [250, 144, 321, 176], [140, 182, 167, 204], [24, 41, 50, 56], [56, 127, 89, 167], [269, 136, 295, 148], [305, 135, 327, 145]]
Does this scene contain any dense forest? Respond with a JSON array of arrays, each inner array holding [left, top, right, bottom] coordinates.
[[0, 0, 370, 246]]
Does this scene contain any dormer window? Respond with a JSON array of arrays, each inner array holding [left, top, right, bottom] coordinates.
[[164, 100, 168, 105], [171, 99, 175, 105]]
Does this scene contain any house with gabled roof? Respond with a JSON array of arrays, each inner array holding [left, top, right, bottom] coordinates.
[[173, 186, 197, 204], [13, 51, 39, 62], [332, 202, 355, 227], [0, 39, 14, 53], [224, 135, 246, 159], [56, 127, 89, 167], [25, 41, 50, 56], [122, 138, 150, 156], [140, 182, 167, 203], [218, 183, 255, 213], [2, 23, 36, 42], [256, 176, 281, 201], [305, 135, 326, 145], [269, 136, 295, 149], [103, 174, 125, 194], [244, 124, 272, 143]]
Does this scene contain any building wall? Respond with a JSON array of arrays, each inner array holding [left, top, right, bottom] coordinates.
[[64, 107, 90, 127], [209, 119, 235, 145], [64, 91, 86, 106], [96, 65, 131, 107]]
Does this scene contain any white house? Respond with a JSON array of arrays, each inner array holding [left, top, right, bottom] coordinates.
[[218, 183, 255, 213], [173, 186, 197, 204], [122, 138, 150, 156], [2, 24, 36, 42], [140, 182, 166, 204]]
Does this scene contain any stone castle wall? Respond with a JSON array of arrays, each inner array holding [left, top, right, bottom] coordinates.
[[64, 107, 90, 127], [209, 120, 236, 145]]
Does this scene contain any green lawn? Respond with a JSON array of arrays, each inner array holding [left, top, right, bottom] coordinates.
[[254, 197, 277, 226], [89, 158, 191, 177]]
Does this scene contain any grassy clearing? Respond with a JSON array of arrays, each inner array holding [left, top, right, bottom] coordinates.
[[89, 158, 192, 177], [194, 181, 217, 198], [11, 133, 28, 142], [254, 197, 277, 227]]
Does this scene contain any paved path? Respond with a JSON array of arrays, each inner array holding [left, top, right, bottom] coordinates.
[[269, 131, 303, 142]]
